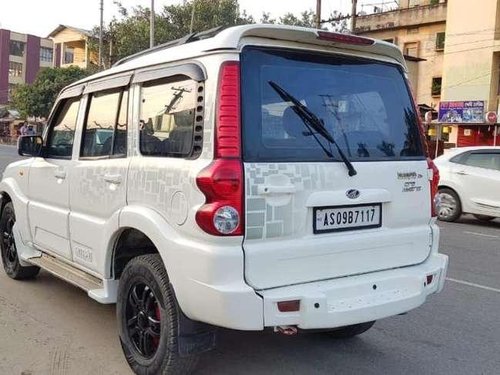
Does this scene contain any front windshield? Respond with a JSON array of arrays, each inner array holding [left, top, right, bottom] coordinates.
[[241, 46, 424, 162]]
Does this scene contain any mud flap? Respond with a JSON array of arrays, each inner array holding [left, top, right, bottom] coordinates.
[[170, 283, 217, 357]]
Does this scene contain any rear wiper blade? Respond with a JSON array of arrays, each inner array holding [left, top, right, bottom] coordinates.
[[268, 81, 357, 177]]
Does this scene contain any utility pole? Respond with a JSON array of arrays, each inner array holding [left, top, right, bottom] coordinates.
[[99, 0, 104, 69], [351, 0, 358, 33], [150, 0, 155, 48], [190, 0, 196, 33], [316, 0, 322, 29]]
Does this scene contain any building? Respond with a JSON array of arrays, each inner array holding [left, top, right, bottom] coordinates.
[[355, 0, 499, 151], [48, 25, 98, 69], [356, 0, 447, 114], [0, 29, 53, 105]]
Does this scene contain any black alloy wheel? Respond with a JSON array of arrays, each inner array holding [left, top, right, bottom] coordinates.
[[126, 282, 162, 358], [117, 254, 200, 375], [0, 202, 39, 279]]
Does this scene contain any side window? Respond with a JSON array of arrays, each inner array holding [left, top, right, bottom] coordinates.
[[45, 98, 80, 159], [139, 77, 197, 157], [81, 89, 128, 158], [463, 153, 497, 170]]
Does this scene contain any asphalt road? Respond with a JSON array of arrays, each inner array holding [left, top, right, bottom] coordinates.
[[0, 144, 499, 375]]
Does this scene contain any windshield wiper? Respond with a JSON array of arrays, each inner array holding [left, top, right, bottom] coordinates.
[[268, 81, 357, 177]]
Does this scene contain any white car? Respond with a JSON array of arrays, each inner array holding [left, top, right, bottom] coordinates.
[[0, 25, 448, 375], [434, 146, 500, 222]]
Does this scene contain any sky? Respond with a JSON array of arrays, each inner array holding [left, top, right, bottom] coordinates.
[[0, 0, 391, 37]]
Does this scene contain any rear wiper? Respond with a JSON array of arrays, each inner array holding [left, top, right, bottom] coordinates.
[[268, 81, 357, 177]]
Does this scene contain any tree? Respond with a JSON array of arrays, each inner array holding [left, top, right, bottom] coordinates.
[[279, 10, 316, 27], [324, 11, 350, 33], [91, 0, 255, 67], [11, 67, 89, 118]]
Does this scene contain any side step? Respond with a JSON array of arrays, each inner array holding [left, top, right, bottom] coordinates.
[[29, 253, 103, 291]]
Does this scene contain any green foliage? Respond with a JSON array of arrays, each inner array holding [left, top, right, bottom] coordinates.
[[279, 10, 317, 28], [91, 0, 255, 66], [11, 67, 89, 118]]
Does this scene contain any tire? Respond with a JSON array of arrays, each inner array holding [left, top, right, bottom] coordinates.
[[473, 214, 496, 222], [117, 254, 199, 375], [437, 188, 462, 222], [0, 202, 40, 280], [325, 321, 376, 339]]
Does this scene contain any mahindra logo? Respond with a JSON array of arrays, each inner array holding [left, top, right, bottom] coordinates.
[[346, 189, 360, 199]]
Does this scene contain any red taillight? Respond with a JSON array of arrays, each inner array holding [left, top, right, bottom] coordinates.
[[277, 300, 301, 313], [427, 157, 440, 217], [215, 61, 241, 158], [195, 61, 244, 236], [317, 31, 375, 46]]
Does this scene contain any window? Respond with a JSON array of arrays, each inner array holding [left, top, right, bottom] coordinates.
[[403, 42, 419, 57], [462, 153, 500, 170], [431, 77, 442, 96], [139, 78, 198, 157], [81, 89, 128, 158], [8, 84, 18, 102], [64, 47, 74, 64], [40, 47, 53, 63], [8, 62, 23, 77], [9, 41, 25, 57], [241, 47, 424, 162], [436, 32, 446, 50], [45, 98, 80, 158]]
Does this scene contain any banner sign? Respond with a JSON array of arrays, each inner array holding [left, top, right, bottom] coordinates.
[[438, 101, 485, 123]]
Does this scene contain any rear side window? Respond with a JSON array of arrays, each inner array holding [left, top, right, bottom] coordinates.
[[241, 47, 424, 162], [139, 77, 197, 157], [81, 89, 128, 158], [45, 98, 80, 159], [461, 152, 500, 170]]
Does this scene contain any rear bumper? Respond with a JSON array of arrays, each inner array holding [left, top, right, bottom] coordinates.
[[259, 253, 448, 329]]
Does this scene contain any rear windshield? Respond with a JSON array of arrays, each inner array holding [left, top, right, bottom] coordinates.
[[241, 47, 424, 162]]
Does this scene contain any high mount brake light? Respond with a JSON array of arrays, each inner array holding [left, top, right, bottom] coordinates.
[[317, 31, 375, 46], [195, 61, 244, 236]]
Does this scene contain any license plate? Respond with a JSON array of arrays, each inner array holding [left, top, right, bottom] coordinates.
[[313, 204, 382, 234]]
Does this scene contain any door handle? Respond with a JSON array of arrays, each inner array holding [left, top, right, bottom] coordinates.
[[257, 185, 296, 195], [54, 170, 66, 179], [455, 170, 468, 176], [103, 174, 122, 184]]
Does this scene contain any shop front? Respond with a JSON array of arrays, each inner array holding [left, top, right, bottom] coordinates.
[[427, 100, 499, 157]]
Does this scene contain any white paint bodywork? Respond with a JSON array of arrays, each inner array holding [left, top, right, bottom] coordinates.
[[0, 25, 448, 330], [435, 146, 500, 218]]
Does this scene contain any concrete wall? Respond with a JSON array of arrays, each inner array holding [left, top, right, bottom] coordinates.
[[441, 0, 500, 111], [0, 30, 10, 104], [25, 35, 41, 84], [356, 2, 447, 33], [357, 22, 446, 108]]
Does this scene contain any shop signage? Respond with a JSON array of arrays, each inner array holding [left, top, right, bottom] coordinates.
[[485, 111, 497, 124], [438, 101, 485, 123]]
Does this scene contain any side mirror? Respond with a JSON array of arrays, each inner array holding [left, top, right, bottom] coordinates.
[[18, 135, 43, 157]]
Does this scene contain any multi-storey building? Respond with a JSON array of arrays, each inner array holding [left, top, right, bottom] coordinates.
[[48, 25, 98, 69], [0, 29, 53, 105], [356, 0, 500, 150]]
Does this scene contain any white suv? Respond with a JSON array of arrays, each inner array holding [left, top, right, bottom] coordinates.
[[0, 25, 448, 375]]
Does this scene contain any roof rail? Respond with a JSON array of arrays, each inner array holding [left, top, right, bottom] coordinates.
[[112, 26, 226, 67]]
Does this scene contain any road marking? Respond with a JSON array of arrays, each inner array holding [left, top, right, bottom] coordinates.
[[446, 277, 500, 293], [463, 231, 499, 239]]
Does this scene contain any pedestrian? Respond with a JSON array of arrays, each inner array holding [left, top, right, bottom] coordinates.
[[19, 122, 28, 136], [26, 125, 35, 136]]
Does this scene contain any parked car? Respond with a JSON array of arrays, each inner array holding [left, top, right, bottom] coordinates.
[[0, 25, 448, 375], [434, 146, 500, 222]]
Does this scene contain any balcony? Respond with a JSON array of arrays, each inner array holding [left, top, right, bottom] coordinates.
[[355, 3, 447, 33]]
